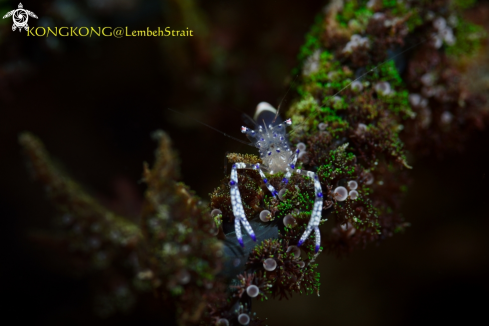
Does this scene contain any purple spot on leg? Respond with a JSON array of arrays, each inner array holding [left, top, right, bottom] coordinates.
[[315, 245, 320, 253], [238, 238, 244, 247], [251, 234, 256, 242], [297, 239, 304, 247]]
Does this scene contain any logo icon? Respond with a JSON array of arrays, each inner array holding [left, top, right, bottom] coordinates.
[[2, 3, 38, 32]]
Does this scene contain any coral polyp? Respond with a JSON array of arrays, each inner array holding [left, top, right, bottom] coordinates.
[[259, 210, 272, 222], [283, 214, 297, 228], [348, 190, 359, 200], [237, 314, 250, 325], [334, 186, 348, 201], [263, 258, 277, 272], [347, 180, 358, 190], [246, 285, 260, 298], [217, 319, 229, 326]]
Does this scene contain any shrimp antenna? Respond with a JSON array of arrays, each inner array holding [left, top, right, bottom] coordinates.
[[241, 112, 259, 127], [273, 74, 300, 124], [228, 105, 259, 127], [324, 39, 427, 103], [167, 108, 254, 147]]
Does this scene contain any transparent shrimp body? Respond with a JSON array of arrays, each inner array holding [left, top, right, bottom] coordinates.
[[229, 102, 324, 252], [242, 118, 294, 175]]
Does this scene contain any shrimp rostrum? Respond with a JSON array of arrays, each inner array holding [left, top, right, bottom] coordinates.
[[229, 102, 324, 252]]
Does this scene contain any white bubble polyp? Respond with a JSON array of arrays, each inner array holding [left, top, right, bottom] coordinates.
[[302, 50, 321, 76], [432, 35, 442, 48], [259, 210, 271, 222], [347, 180, 358, 190], [409, 93, 422, 106], [217, 318, 229, 326], [334, 186, 348, 201], [349, 190, 359, 200], [365, 173, 374, 185], [351, 81, 363, 92], [283, 214, 297, 228], [434, 17, 447, 30], [441, 111, 453, 124], [372, 11, 385, 19], [178, 270, 190, 284], [298, 261, 305, 268], [210, 209, 222, 217], [375, 81, 391, 95], [420, 98, 428, 108], [318, 122, 327, 131], [278, 189, 287, 201], [332, 96, 342, 103], [263, 258, 277, 271], [328, 71, 338, 80], [181, 244, 191, 254], [421, 73, 434, 86], [297, 142, 306, 151], [238, 313, 250, 325], [246, 285, 260, 298], [286, 245, 301, 258], [343, 34, 369, 53], [442, 28, 456, 45], [357, 123, 367, 133]]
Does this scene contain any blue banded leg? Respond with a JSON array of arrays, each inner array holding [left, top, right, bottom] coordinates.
[[234, 214, 243, 246], [291, 148, 299, 166], [282, 149, 299, 185], [314, 226, 321, 252], [257, 166, 278, 197], [295, 169, 324, 252], [230, 163, 259, 246]]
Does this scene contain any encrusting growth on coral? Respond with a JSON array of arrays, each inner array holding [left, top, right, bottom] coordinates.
[[285, 0, 488, 256], [19, 0, 487, 325]]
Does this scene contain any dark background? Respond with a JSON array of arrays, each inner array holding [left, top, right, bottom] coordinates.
[[1, 0, 488, 325]]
